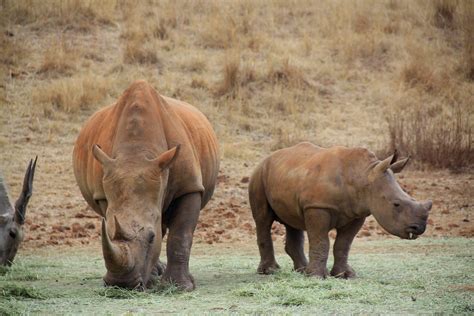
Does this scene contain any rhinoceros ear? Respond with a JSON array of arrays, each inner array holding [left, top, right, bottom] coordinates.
[[92, 145, 114, 166], [153, 145, 180, 170], [368, 154, 393, 181], [390, 156, 409, 173], [390, 149, 398, 165]]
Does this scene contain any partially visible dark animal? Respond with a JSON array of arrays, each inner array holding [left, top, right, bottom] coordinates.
[[0, 157, 37, 266], [249, 142, 432, 278]]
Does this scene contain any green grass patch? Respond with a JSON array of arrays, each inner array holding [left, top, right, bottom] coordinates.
[[96, 286, 145, 299], [0, 283, 46, 299], [0, 238, 472, 314]]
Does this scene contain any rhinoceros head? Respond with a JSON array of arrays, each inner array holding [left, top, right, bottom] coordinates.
[[92, 144, 180, 289], [365, 152, 432, 240], [0, 157, 37, 266]]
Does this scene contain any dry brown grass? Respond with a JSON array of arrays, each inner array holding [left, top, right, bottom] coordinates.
[[433, 0, 458, 29], [32, 75, 111, 117], [0, 33, 28, 67], [266, 58, 312, 89], [38, 37, 80, 77], [388, 104, 472, 171], [119, 3, 161, 65], [1, 0, 117, 31], [461, 0, 474, 80], [1, 0, 472, 171], [214, 51, 256, 98], [400, 56, 444, 93], [123, 39, 160, 65]]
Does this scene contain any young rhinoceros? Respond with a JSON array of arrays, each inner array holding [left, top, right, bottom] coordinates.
[[249, 143, 431, 279], [0, 157, 37, 266]]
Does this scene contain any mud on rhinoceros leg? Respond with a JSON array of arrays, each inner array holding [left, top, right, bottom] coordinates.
[[304, 208, 331, 278], [284, 224, 308, 272], [331, 217, 366, 279], [161, 192, 201, 291]]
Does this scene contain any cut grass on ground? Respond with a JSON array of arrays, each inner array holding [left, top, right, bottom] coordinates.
[[0, 238, 472, 314]]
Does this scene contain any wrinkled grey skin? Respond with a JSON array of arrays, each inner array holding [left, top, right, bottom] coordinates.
[[0, 157, 37, 266]]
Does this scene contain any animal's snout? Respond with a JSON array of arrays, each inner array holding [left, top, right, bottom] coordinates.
[[103, 272, 144, 290], [407, 223, 426, 235]]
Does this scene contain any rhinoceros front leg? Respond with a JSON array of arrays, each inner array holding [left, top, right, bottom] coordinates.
[[153, 225, 168, 276], [162, 192, 201, 291], [331, 217, 365, 279], [304, 208, 331, 278]]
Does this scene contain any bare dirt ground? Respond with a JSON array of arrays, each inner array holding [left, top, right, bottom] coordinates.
[[0, 1, 473, 251]]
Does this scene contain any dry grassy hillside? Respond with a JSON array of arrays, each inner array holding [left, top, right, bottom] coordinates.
[[0, 0, 473, 247]]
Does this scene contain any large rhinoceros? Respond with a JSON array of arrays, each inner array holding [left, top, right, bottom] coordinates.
[[249, 142, 432, 278], [0, 157, 37, 266], [73, 80, 219, 290]]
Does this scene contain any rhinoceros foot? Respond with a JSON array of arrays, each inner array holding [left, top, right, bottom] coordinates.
[[161, 271, 195, 291], [305, 265, 329, 279], [257, 261, 280, 275], [155, 260, 166, 276], [294, 265, 308, 273], [330, 264, 356, 279], [146, 260, 167, 287]]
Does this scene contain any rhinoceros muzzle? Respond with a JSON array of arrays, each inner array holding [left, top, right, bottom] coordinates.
[[406, 223, 426, 240], [103, 273, 144, 290]]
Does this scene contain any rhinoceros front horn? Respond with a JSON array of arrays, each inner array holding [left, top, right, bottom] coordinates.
[[101, 218, 133, 272]]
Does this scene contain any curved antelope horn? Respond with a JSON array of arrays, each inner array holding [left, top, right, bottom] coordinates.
[[14, 156, 38, 225], [101, 218, 133, 272]]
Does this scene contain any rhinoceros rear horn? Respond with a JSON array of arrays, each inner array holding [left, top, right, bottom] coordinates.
[[14, 156, 37, 225], [92, 145, 114, 166], [113, 216, 131, 241], [101, 218, 133, 272]]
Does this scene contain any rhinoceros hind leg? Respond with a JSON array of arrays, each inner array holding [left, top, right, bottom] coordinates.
[[330, 217, 365, 279], [249, 172, 279, 275], [161, 192, 201, 291], [284, 224, 308, 272], [304, 208, 331, 279], [255, 210, 280, 274]]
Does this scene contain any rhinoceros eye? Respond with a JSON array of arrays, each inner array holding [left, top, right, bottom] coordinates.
[[9, 229, 17, 239], [393, 202, 401, 208]]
